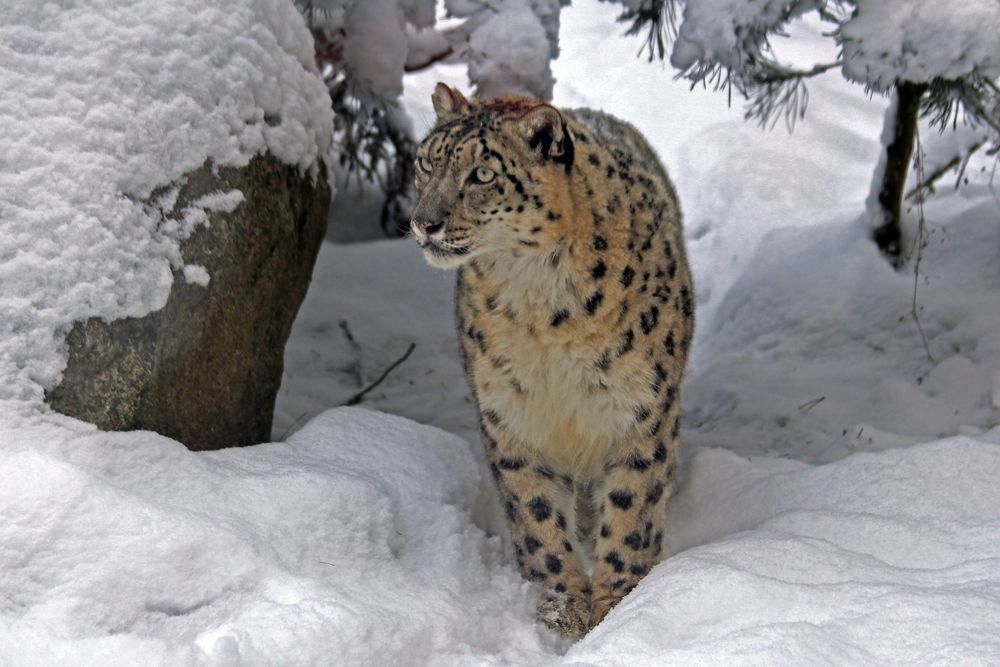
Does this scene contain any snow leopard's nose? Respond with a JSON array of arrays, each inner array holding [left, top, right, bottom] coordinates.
[[412, 217, 444, 236]]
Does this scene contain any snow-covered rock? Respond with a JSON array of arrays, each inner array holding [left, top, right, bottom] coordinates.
[[0, 0, 333, 409]]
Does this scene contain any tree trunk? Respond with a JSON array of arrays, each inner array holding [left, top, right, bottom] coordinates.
[[872, 81, 928, 266]]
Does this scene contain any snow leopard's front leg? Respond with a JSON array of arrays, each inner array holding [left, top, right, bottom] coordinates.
[[480, 417, 591, 638], [589, 414, 678, 628]]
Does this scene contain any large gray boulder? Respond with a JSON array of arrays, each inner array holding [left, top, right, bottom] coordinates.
[[46, 153, 329, 450]]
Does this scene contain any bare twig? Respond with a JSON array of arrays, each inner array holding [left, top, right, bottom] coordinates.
[[968, 99, 1000, 136], [338, 319, 358, 346], [404, 46, 455, 72], [797, 396, 826, 412], [904, 140, 985, 200], [954, 147, 976, 189], [339, 318, 363, 386], [990, 157, 1000, 208], [909, 130, 935, 363], [342, 343, 416, 406]]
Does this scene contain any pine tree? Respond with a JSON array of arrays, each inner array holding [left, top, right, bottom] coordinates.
[[293, 0, 567, 236], [293, 0, 999, 256], [619, 0, 1000, 265]]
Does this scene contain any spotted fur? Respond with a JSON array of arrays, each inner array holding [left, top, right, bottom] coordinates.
[[411, 84, 694, 638]]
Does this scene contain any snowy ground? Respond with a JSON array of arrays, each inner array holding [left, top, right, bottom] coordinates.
[[3, 1, 1000, 665]]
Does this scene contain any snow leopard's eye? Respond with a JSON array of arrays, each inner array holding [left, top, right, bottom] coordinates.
[[469, 167, 495, 184], [417, 157, 433, 173]]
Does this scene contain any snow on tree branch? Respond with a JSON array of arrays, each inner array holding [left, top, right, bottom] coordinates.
[[839, 0, 1000, 92], [460, 0, 562, 99], [611, 0, 1000, 135], [600, 0, 998, 264], [293, 0, 567, 234], [670, 0, 817, 73], [298, 0, 563, 105]]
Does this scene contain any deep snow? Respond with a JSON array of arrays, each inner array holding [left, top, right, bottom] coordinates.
[[3, 0, 1000, 665]]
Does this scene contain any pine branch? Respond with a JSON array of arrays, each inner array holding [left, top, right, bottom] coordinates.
[[617, 0, 681, 62], [744, 76, 810, 130], [922, 76, 1000, 135], [816, 1, 852, 24], [738, 61, 839, 130], [749, 61, 841, 84]]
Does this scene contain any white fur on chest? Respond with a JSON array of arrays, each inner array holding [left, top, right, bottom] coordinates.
[[486, 248, 579, 319], [483, 335, 637, 476], [469, 254, 649, 476]]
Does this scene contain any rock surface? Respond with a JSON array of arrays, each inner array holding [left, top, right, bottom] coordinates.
[[46, 153, 330, 450]]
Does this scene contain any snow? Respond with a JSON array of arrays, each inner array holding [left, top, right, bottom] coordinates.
[[571, 440, 1000, 664], [182, 265, 211, 287], [841, 0, 1000, 89], [0, 0, 333, 407], [321, 0, 560, 105], [667, 0, 1000, 95], [3, 0, 1000, 664], [671, 0, 815, 72], [682, 197, 1000, 461], [5, 405, 998, 664], [465, 0, 558, 100], [0, 408, 549, 665], [341, 0, 410, 99]]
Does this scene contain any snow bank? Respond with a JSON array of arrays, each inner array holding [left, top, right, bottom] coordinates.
[[3, 406, 998, 665], [0, 0, 332, 407], [571, 438, 1000, 665], [685, 198, 1000, 463], [0, 408, 556, 666]]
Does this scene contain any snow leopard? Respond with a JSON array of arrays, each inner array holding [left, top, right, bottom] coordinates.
[[410, 83, 693, 637]]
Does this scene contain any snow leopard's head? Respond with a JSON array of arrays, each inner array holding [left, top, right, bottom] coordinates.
[[410, 83, 575, 269]]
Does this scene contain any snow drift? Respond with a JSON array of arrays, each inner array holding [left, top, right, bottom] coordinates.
[[2, 408, 998, 665], [572, 438, 1000, 664]]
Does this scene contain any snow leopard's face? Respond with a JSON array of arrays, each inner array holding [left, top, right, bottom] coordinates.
[[410, 84, 574, 269]]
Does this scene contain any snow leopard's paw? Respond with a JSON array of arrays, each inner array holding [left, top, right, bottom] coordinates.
[[537, 593, 590, 639], [588, 595, 623, 631]]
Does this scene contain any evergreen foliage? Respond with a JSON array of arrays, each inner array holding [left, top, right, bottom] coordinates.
[[617, 0, 999, 262], [291, 0, 566, 235], [292, 0, 998, 253]]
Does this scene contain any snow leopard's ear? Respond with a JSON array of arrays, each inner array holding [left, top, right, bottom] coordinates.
[[518, 104, 573, 169], [431, 83, 469, 121]]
